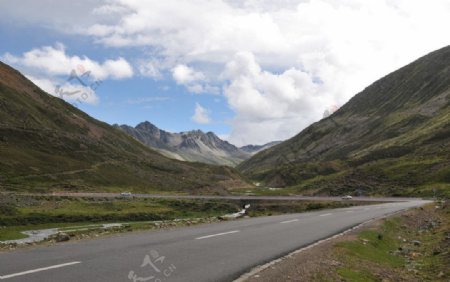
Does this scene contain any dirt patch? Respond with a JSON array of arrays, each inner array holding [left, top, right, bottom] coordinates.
[[242, 223, 380, 282]]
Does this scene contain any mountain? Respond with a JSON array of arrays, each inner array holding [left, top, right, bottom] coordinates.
[[238, 46, 450, 197], [0, 61, 249, 194], [116, 122, 282, 166], [116, 122, 251, 166], [240, 141, 282, 155]]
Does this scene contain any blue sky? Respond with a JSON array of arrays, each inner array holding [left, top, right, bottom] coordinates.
[[0, 0, 449, 146], [0, 22, 234, 137]]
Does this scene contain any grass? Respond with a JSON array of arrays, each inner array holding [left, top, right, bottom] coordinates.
[[331, 202, 450, 281], [0, 228, 28, 241], [337, 268, 376, 282], [0, 194, 361, 242], [336, 227, 404, 268], [0, 196, 239, 226]]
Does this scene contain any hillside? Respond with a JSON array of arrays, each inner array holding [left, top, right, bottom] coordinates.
[[240, 141, 282, 155], [0, 62, 248, 194], [238, 46, 450, 197], [116, 122, 251, 166]]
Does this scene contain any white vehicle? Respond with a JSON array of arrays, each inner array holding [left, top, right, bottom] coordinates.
[[341, 195, 353, 200], [120, 192, 132, 197]]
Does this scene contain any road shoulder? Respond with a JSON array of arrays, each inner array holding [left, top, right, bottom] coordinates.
[[238, 200, 449, 282]]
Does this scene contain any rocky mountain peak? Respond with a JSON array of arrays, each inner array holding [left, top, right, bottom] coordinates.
[[116, 120, 280, 166], [136, 121, 160, 133]]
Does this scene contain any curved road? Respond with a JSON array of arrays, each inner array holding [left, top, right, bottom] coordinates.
[[0, 199, 429, 282]]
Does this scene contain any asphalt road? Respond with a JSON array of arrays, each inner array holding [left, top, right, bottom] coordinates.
[[0, 199, 429, 282]]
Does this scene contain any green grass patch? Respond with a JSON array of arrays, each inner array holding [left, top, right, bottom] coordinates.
[[0, 227, 28, 241], [332, 202, 450, 281], [337, 268, 376, 282], [337, 228, 404, 268], [0, 196, 240, 226]]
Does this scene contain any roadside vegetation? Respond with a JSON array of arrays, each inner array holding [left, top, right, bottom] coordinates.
[[0, 194, 359, 244], [334, 201, 449, 281], [0, 194, 237, 228]]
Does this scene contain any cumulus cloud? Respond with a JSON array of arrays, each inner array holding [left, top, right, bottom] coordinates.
[[223, 52, 327, 145], [2, 43, 132, 107], [26, 75, 99, 105], [3, 43, 133, 80], [73, 0, 449, 145], [3, 0, 450, 145], [0, 0, 107, 32], [172, 64, 205, 84], [171, 64, 219, 94], [192, 103, 211, 124]]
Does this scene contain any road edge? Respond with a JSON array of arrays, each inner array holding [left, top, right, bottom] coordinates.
[[233, 209, 410, 282]]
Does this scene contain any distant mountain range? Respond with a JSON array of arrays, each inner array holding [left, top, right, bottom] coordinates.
[[0, 61, 249, 193], [239, 45, 450, 197], [116, 122, 281, 166]]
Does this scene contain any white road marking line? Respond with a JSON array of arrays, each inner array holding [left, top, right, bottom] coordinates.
[[195, 230, 240, 240], [319, 213, 332, 217], [0, 261, 81, 280], [280, 219, 299, 224], [346, 210, 354, 213]]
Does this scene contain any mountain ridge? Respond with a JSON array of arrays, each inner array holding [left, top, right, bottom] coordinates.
[[238, 45, 450, 197], [116, 121, 280, 166]]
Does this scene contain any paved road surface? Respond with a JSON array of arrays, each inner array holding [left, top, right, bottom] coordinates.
[[0, 199, 429, 282]]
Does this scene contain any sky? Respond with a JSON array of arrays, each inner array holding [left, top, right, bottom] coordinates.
[[0, 0, 449, 146]]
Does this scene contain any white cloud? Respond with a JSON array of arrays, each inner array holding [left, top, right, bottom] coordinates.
[[172, 64, 205, 84], [139, 60, 163, 79], [223, 52, 327, 145], [3, 43, 133, 80], [2, 43, 132, 108], [192, 103, 211, 124], [171, 64, 219, 94], [26, 75, 99, 105], [79, 0, 450, 145], [3, 0, 450, 145], [25, 76, 55, 95], [0, 0, 107, 32]]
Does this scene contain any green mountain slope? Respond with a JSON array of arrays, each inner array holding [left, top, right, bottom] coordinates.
[[238, 46, 450, 197], [0, 62, 247, 193]]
